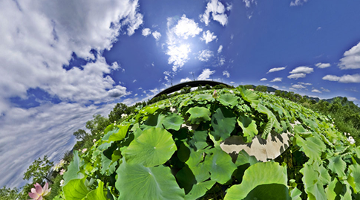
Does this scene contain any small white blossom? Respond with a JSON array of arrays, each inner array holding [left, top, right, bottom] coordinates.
[[348, 136, 355, 145], [60, 180, 64, 187], [121, 113, 128, 118]]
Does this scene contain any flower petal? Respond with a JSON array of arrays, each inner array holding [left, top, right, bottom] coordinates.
[[28, 192, 39, 199], [35, 183, 43, 194]]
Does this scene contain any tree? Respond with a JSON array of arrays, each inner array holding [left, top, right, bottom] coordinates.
[[23, 155, 54, 185], [86, 114, 110, 136], [73, 129, 88, 140], [109, 103, 128, 123], [255, 85, 267, 92], [0, 186, 19, 200]]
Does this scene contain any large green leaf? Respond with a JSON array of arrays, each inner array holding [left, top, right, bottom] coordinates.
[[194, 94, 213, 101], [237, 87, 259, 107], [206, 148, 237, 184], [115, 160, 185, 200], [162, 113, 183, 131], [124, 127, 177, 167], [300, 162, 327, 200], [295, 134, 326, 163], [327, 156, 346, 177], [235, 149, 258, 166], [218, 94, 239, 108], [63, 151, 84, 185], [83, 181, 107, 200], [225, 162, 289, 200], [348, 163, 360, 193], [63, 178, 89, 200], [141, 114, 166, 129], [186, 107, 211, 124], [186, 149, 211, 182], [100, 153, 117, 176], [188, 130, 209, 150], [211, 107, 236, 141], [325, 178, 339, 200], [237, 114, 258, 142], [107, 124, 130, 142], [184, 180, 216, 200]]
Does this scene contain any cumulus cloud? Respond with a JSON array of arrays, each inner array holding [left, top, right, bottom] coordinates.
[[348, 97, 359, 102], [290, 66, 314, 74], [152, 31, 161, 40], [290, 0, 308, 6], [288, 73, 306, 79], [339, 42, 360, 69], [201, 30, 217, 44], [198, 68, 215, 80], [312, 89, 322, 93], [180, 77, 192, 83], [142, 28, 151, 36], [198, 50, 214, 62], [172, 15, 202, 39], [200, 0, 228, 26], [223, 71, 230, 78], [270, 77, 282, 82], [0, 0, 140, 114], [315, 62, 331, 68], [322, 74, 360, 83], [0, 0, 142, 188], [292, 84, 306, 89], [267, 67, 286, 73], [260, 78, 267, 81], [167, 44, 191, 72], [166, 15, 201, 72], [243, 0, 257, 7], [217, 45, 223, 53]]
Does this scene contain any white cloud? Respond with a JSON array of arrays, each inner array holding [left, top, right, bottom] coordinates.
[[0, 0, 143, 188], [322, 74, 360, 83], [298, 82, 312, 85], [288, 73, 306, 79], [290, 0, 308, 6], [312, 89, 322, 93], [142, 28, 151, 36], [339, 42, 360, 69], [272, 85, 279, 89], [270, 77, 282, 82], [173, 15, 202, 39], [165, 15, 201, 72], [0, 0, 141, 114], [152, 31, 161, 40], [321, 87, 330, 92], [223, 71, 230, 78], [315, 62, 331, 68], [290, 66, 314, 74], [267, 67, 286, 73], [0, 102, 115, 188], [133, 79, 137, 83], [198, 68, 215, 80], [243, 0, 257, 7], [348, 97, 359, 102], [260, 78, 267, 81], [217, 45, 223, 53], [219, 58, 225, 66], [180, 77, 192, 83], [167, 44, 191, 71], [201, 30, 217, 44], [198, 50, 214, 62], [292, 84, 306, 89], [200, 0, 228, 26]]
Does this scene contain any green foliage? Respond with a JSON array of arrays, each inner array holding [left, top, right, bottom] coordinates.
[[23, 155, 54, 184], [20, 87, 360, 200], [0, 186, 19, 200]]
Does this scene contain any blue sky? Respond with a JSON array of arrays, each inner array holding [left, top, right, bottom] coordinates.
[[1, 0, 360, 188]]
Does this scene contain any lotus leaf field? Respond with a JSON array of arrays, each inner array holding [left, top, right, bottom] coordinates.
[[54, 87, 360, 200]]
